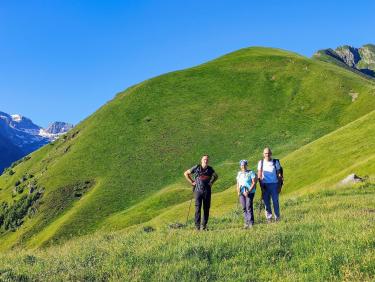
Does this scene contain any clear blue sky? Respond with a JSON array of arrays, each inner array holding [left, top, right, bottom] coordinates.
[[1, 0, 374, 127]]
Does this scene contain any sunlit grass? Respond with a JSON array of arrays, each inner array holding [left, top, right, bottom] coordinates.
[[0, 183, 373, 281]]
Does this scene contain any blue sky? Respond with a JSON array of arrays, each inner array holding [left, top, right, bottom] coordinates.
[[1, 0, 374, 127]]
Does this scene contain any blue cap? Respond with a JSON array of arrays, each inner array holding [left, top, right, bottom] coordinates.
[[239, 159, 248, 166]]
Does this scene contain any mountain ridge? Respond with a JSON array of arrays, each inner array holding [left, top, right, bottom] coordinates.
[[313, 44, 375, 78]]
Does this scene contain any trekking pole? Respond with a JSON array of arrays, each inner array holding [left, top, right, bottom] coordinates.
[[258, 192, 264, 220], [185, 192, 193, 226], [237, 194, 240, 211], [258, 199, 263, 218]]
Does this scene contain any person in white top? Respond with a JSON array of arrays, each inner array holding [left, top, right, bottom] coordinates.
[[257, 147, 283, 222]]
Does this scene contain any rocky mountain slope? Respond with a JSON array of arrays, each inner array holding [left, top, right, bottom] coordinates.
[[313, 44, 375, 78], [0, 111, 73, 172]]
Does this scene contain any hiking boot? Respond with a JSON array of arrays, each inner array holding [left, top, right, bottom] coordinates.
[[202, 225, 209, 231], [195, 226, 200, 231], [275, 217, 281, 222], [266, 218, 272, 224], [243, 224, 249, 229]]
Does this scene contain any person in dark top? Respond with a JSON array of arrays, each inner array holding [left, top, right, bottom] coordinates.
[[184, 155, 218, 230]]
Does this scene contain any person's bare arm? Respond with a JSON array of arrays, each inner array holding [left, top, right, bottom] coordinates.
[[184, 169, 195, 186], [209, 172, 218, 187], [249, 178, 256, 193]]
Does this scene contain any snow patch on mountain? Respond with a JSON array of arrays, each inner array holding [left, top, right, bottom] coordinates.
[[11, 114, 22, 122], [0, 111, 74, 172]]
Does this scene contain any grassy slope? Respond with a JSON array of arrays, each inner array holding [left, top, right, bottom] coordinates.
[[122, 109, 375, 228], [1, 183, 374, 281], [283, 109, 375, 193], [2, 105, 375, 281], [1, 47, 375, 249]]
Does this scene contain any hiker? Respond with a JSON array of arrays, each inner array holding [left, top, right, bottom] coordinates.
[[184, 155, 218, 230], [257, 147, 283, 222], [236, 160, 257, 228]]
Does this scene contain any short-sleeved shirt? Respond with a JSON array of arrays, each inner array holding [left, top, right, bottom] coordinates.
[[190, 165, 215, 190], [257, 159, 281, 184], [236, 170, 256, 193]]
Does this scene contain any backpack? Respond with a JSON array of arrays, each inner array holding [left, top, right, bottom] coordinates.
[[260, 159, 284, 191]]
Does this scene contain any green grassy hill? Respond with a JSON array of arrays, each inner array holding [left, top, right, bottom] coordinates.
[[1, 106, 375, 280], [121, 109, 375, 229], [1, 47, 375, 250]]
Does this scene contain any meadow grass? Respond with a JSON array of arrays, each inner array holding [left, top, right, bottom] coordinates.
[[0, 183, 373, 281], [282, 109, 375, 193]]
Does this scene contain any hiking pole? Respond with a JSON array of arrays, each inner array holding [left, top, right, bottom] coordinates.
[[185, 192, 194, 226], [258, 198, 263, 218], [237, 194, 240, 212], [258, 191, 264, 220]]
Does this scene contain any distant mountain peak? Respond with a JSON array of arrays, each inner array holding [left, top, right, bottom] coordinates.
[[334, 45, 361, 67], [11, 114, 35, 126], [11, 114, 23, 122], [0, 110, 73, 172], [313, 44, 375, 78], [39, 122, 74, 140], [44, 121, 74, 134]]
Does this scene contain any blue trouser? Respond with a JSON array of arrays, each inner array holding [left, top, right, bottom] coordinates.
[[262, 182, 280, 219], [239, 192, 255, 224]]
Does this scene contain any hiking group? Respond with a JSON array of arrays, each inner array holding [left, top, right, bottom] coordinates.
[[184, 147, 283, 230]]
